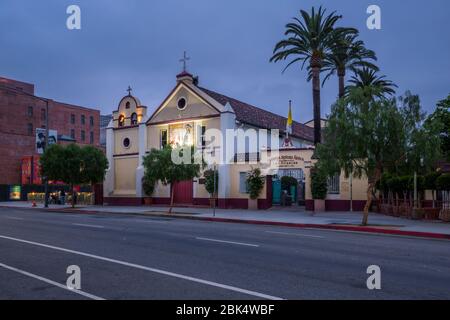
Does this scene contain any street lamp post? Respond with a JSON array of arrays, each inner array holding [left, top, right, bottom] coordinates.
[[44, 99, 50, 208]]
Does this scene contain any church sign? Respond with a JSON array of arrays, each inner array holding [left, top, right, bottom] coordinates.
[[271, 154, 305, 169]]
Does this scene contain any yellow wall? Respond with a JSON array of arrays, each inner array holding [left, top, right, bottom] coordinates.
[[114, 127, 139, 155], [230, 164, 267, 199], [149, 86, 219, 124], [114, 157, 138, 195]]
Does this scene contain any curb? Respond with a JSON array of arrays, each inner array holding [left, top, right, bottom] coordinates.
[[2, 205, 450, 241]]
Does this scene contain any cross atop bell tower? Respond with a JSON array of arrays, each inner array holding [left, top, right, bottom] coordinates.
[[127, 85, 132, 96], [179, 51, 190, 72]]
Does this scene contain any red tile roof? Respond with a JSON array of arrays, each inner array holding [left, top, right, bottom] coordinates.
[[199, 87, 314, 142]]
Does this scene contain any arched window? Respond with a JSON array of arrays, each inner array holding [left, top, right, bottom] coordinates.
[[118, 115, 125, 127], [131, 113, 138, 125], [126, 102, 131, 109]]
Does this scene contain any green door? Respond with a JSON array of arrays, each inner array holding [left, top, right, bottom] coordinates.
[[290, 185, 297, 204], [272, 180, 281, 205]]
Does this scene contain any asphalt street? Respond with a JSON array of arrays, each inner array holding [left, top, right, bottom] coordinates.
[[0, 207, 449, 300]]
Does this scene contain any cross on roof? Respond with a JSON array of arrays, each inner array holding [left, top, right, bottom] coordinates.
[[127, 86, 132, 96], [179, 51, 190, 72]]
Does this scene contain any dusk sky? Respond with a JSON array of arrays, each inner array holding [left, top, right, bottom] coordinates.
[[1, 0, 449, 123]]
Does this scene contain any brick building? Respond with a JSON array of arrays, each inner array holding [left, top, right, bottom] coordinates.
[[0, 76, 101, 193]]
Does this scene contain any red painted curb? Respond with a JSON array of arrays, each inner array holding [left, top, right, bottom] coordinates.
[[2, 205, 450, 240]]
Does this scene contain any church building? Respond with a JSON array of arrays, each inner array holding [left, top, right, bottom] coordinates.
[[104, 65, 368, 211]]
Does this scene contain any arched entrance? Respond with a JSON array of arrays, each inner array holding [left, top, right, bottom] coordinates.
[[272, 169, 305, 206]]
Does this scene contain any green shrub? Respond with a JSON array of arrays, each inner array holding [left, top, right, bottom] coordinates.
[[246, 168, 265, 200], [311, 167, 328, 200], [142, 175, 155, 196], [204, 169, 219, 197]]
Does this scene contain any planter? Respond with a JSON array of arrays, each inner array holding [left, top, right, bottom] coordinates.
[[424, 208, 440, 220], [248, 199, 258, 210], [439, 209, 450, 222], [143, 197, 153, 205], [411, 208, 425, 220], [314, 199, 326, 213]]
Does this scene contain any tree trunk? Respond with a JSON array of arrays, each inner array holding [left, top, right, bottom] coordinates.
[[432, 190, 435, 208], [71, 183, 75, 208], [362, 168, 381, 226], [168, 183, 174, 214], [338, 69, 345, 99], [312, 66, 322, 145]]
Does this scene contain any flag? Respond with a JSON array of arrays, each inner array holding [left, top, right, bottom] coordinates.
[[286, 101, 293, 135]]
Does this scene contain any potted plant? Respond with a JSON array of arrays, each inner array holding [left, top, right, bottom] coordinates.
[[310, 167, 328, 213], [142, 175, 155, 205], [246, 168, 265, 210], [437, 174, 450, 222], [204, 169, 219, 208]]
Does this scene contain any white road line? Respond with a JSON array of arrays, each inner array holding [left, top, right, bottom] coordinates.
[[0, 234, 282, 300], [196, 237, 260, 247], [265, 231, 325, 239], [3, 216, 25, 221], [72, 223, 105, 229], [0, 262, 105, 301]]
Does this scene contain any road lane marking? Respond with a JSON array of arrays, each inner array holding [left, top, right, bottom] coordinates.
[[3, 216, 25, 221], [0, 234, 282, 300], [72, 223, 105, 229], [265, 231, 325, 239], [0, 262, 105, 300], [196, 237, 260, 247]]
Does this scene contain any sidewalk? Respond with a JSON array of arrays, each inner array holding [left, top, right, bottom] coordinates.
[[1, 201, 450, 239]]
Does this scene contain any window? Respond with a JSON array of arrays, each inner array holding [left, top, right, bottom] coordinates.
[[160, 129, 168, 149], [81, 115, 86, 125], [71, 114, 76, 124], [27, 106, 33, 117], [90, 116, 94, 126], [201, 126, 206, 148], [239, 172, 249, 194], [90, 131, 94, 144], [123, 138, 131, 148], [126, 102, 131, 109], [131, 113, 138, 125], [177, 97, 187, 110], [27, 123, 33, 136], [118, 115, 125, 127], [81, 130, 85, 142], [41, 108, 46, 121], [327, 175, 340, 194], [71, 129, 75, 139]]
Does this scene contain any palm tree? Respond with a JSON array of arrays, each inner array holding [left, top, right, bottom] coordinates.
[[346, 67, 397, 99], [313, 33, 379, 98], [270, 6, 356, 145]]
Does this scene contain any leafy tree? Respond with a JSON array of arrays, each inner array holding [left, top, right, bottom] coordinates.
[[80, 145, 108, 185], [271, 6, 356, 144], [203, 169, 219, 197], [246, 168, 265, 200], [316, 89, 440, 225], [40, 144, 108, 208], [39, 144, 66, 183], [346, 68, 397, 100], [425, 94, 450, 161], [142, 145, 204, 213], [310, 33, 378, 98]]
